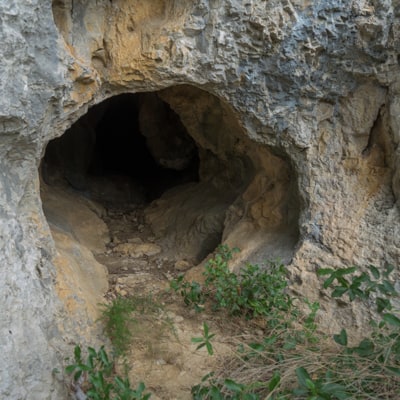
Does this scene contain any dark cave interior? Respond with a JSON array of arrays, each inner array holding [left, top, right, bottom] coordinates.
[[42, 92, 200, 203]]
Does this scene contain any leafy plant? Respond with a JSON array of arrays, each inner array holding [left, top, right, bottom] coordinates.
[[317, 264, 396, 308], [171, 245, 292, 320], [191, 372, 261, 400], [191, 262, 400, 399], [65, 345, 151, 400], [192, 322, 216, 356], [293, 367, 350, 400], [170, 275, 206, 312], [319, 264, 400, 397]]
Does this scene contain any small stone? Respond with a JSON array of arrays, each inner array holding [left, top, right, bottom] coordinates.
[[127, 237, 143, 244], [166, 311, 175, 319], [115, 286, 127, 296], [174, 260, 191, 271], [111, 236, 120, 244], [114, 242, 161, 257]]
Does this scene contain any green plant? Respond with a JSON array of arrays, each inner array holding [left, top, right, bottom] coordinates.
[[192, 322, 216, 356], [192, 372, 261, 400], [99, 294, 171, 358], [170, 275, 206, 312], [317, 264, 396, 308], [292, 367, 350, 400], [318, 264, 400, 397], [190, 263, 400, 399], [171, 245, 293, 320], [99, 296, 137, 356], [65, 345, 151, 400]]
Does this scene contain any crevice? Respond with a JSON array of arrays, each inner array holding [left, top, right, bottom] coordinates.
[[362, 104, 386, 161]]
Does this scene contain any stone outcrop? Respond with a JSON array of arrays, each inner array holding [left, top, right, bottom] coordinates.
[[1, 0, 400, 398]]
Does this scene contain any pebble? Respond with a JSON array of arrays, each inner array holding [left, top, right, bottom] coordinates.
[[174, 260, 191, 271], [127, 237, 143, 244], [114, 242, 161, 257]]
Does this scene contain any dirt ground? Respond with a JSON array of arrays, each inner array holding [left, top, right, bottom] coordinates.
[[95, 205, 248, 399]]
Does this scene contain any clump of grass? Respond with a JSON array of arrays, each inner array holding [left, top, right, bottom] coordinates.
[[99, 296, 137, 357], [99, 293, 174, 358]]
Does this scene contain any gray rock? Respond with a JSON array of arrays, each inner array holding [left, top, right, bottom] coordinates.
[[1, 0, 400, 398]]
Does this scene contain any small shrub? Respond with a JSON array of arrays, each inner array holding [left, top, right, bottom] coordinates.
[[171, 245, 292, 320], [65, 345, 151, 400]]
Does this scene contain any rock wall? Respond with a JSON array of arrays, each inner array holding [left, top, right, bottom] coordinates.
[[1, 0, 400, 397]]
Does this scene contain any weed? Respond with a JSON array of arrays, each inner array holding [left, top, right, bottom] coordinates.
[[317, 264, 396, 307], [192, 372, 262, 400], [192, 322, 216, 356], [65, 345, 151, 400], [319, 264, 400, 397], [190, 263, 400, 399], [99, 296, 137, 356], [171, 245, 292, 320], [170, 275, 206, 312], [293, 367, 350, 399], [98, 294, 172, 358]]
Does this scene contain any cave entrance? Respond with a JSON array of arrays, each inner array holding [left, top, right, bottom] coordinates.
[[41, 85, 300, 266], [42, 92, 200, 204]]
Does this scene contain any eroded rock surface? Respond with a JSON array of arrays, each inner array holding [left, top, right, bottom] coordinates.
[[1, 0, 400, 398]]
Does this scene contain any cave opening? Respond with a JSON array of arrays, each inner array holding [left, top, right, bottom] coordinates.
[[41, 85, 300, 266], [42, 92, 200, 204]]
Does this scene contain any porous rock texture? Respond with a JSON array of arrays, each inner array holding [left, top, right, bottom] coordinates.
[[1, 0, 400, 398]]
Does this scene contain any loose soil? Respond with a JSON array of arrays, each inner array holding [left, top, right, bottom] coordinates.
[[95, 204, 253, 400]]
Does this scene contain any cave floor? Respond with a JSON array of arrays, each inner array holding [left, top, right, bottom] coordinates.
[[94, 203, 255, 400]]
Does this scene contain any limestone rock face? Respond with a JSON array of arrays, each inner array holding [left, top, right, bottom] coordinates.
[[1, 0, 400, 398], [41, 184, 110, 254]]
